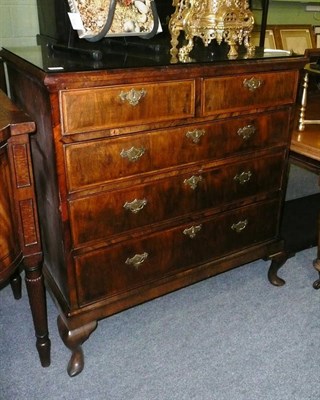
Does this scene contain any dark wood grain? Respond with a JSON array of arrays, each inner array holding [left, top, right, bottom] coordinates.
[[1, 48, 306, 376]]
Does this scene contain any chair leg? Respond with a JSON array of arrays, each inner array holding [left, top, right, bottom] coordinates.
[[298, 71, 308, 131]]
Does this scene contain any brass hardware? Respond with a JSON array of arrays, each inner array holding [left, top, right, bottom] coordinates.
[[234, 171, 252, 185], [169, 0, 255, 61], [184, 175, 203, 190], [183, 224, 202, 239], [123, 198, 147, 214], [119, 88, 147, 106], [237, 125, 256, 141], [243, 77, 263, 92], [231, 219, 248, 233], [125, 252, 148, 269], [186, 129, 205, 144], [120, 146, 145, 162]]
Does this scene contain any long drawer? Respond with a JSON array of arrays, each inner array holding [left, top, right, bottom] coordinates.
[[60, 80, 195, 135], [69, 151, 285, 247], [202, 70, 298, 116], [64, 109, 290, 192], [74, 198, 280, 306]]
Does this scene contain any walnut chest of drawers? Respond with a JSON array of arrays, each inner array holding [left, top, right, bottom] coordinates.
[[1, 45, 306, 376]]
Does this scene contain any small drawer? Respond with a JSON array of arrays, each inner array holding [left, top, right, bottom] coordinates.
[[202, 70, 298, 116], [74, 199, 279, 306], [69, 151, 284, 247], [65, 109, 290, 192], [60, 80, 195, 135]]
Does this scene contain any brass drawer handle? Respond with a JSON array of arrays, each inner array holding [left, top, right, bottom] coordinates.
[[231, 219, 248, 233], [119, 88, 147, 106], [237, 124, 256, 141], [243, 77, 263, 92], [125, 252, 148, 269], [120, 146, 145, 162], [186, 129, 205, 144], [123, 198, 147, 214], [184, 175, 203, 190], [183, 224, 202, 239], [234, 170, 252, 185]]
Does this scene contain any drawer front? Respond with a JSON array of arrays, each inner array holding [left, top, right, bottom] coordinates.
[[65, 109, 290, 192], [60, 80, 195, 134], [202, 71, 297, 116], [69, 151, 284, 247], [74, 199, 279, 306]]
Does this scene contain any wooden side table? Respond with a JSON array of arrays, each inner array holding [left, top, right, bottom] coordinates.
[[268, 87, 320, 287], [291, 90, 320, 289], [0, 89, 50, 367]]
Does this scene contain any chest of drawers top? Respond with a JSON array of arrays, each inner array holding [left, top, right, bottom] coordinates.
[[59, 69, 297, 136]]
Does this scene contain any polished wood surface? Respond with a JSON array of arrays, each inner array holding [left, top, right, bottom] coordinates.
[[1, 46, 306, 376], [0, 89, 50, 367], [202, 71, 298, 114], [61, 80, 195, 134], [65, 109, 290, 192]]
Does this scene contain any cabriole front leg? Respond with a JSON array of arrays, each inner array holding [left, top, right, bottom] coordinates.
[[57, 316, 97, 377], [313, 256, 320, 289], [268, 252, 289, 286]]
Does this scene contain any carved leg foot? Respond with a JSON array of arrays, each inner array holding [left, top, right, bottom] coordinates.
[[25, 265, 51, 367], [312, 258, 320, 289], [10, 269, 22, 299], [57, 315, 97, 377], [268, 252, 290, 286], [313, 278, 320, 290]]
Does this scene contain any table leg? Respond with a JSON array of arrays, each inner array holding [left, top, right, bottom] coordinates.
[[10, 269, 22, 299], [25, 258, 51, 367]]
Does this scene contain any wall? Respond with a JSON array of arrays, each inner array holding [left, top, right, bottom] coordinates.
[[263, 1, 320, 25], [0, 1, 320, 49], [0, 0, 39, 48]]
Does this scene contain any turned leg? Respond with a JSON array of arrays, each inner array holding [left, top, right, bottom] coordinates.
[[10, 269, 22, 299], [169, 28, 180, 59], [24, 260, 51, 367], [268, 251, 290, 286], [179, 36, 194, 61], [57, 315, 97, 377], [298, 72, 308, 132]]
